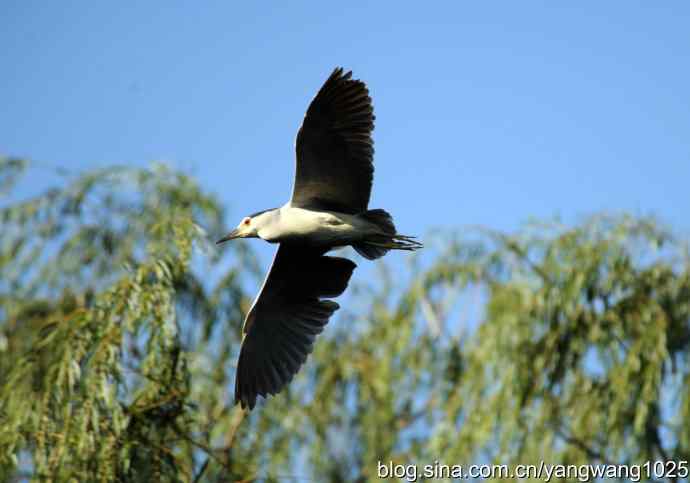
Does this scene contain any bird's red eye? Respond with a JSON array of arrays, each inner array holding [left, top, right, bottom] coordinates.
[[243, 218, 250, 225]]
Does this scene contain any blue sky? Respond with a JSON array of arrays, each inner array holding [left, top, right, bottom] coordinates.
[[3, 2, 689, 256]]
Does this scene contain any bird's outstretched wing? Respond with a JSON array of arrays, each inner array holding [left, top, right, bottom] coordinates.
[[235, 244, 356, 410], [292, 67, 375, 214]]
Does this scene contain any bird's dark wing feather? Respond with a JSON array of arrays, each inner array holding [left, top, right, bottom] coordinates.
[[235, 244, 356, 410], [292, 67, 375, 214]]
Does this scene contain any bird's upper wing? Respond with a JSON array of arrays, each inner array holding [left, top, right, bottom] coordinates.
[[235, 244, 356, 410], [292, 67, 375, 214]]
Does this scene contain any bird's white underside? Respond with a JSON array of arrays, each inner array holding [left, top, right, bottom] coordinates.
[[257, 204, 381, 246]]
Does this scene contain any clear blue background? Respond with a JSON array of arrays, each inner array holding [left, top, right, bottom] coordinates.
[[3, 2, 689, 252]]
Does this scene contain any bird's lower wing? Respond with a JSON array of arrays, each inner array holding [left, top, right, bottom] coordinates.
[[235, 244, 356, 410]]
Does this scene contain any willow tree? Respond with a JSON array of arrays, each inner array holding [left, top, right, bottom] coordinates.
[[0, 158, 262, 481], [284, 215, 689, 482], [1, 157, 688, 482]]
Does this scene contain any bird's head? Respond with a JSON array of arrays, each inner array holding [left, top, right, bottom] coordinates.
[[216, 215, 259, 244], [217, 209, 275, 244]]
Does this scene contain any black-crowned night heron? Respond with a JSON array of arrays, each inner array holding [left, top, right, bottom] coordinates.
[[217, 67, 422, 410]]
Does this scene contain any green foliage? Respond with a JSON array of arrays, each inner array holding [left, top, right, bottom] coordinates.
[[433, 218, 690, 474], [0, 158, 256, 481], [1, 157, 688, 481], [283, 216, 690, 481]]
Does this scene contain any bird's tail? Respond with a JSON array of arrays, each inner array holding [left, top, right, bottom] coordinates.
[[353, 209, 423, 260]]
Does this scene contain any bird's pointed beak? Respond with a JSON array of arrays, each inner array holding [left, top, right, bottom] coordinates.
[[216, 229, 241, 244]]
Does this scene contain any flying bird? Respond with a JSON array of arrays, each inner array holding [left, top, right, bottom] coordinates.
[[217, 67, 422, 410]]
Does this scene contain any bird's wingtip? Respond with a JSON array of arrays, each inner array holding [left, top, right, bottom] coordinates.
[[235, 395, 256, 411]]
